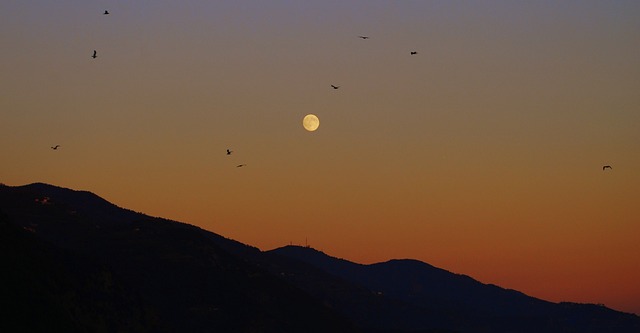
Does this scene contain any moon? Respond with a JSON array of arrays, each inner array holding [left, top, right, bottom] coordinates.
[[302, 114, 320, 132]]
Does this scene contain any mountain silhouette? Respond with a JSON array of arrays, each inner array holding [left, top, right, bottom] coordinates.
[[269, 246, 640, 332], [1, 182, 638, 333], [0, 183, 356, 333]]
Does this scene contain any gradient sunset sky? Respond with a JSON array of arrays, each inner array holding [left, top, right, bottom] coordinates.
[[2, 1, 639, 314]]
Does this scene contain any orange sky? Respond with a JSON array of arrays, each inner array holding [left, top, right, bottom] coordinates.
[[2, 1, 639, 314]]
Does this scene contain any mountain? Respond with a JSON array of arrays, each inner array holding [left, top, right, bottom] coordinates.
[[268, 246, 640, 332], [0, 209, 154, 332], [1, 182, 639, 333], [0, 183, 357, 333]]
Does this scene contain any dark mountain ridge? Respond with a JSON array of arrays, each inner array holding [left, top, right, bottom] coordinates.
[[1, 182, 638, 333], [271, 246, 552, 315], [268, 246, 640, 332], [0, 183, 356, 333]]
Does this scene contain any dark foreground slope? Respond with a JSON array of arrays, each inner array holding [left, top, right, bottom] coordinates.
[[0, 210, 154, 332], [0, 183, 356, 333]]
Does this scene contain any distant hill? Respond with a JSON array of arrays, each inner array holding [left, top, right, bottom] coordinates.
[[268, 245, 640, 332], [1, 182, 639, 333]]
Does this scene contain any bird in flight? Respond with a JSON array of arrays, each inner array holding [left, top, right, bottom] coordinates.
[[92, 50, 97, 59], [226, 149, 233, 155], [51, 145, 60, 150], [410, 51, 418, 55], [603, 165, 612, 171], [331, 85, 340, 89], [236, 164, 246, 168], [103, 10, 109, 15], [358, 36, 369, 39]]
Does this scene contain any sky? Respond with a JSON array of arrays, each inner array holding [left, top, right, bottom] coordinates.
[[2, 0, 639, 315]]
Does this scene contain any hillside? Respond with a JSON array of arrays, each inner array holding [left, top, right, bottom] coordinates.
[[1, 182, 639, 333], [0, 183, 357, 333], [268, 245, 640, 332]]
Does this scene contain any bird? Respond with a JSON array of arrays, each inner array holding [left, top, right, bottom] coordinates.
[[603, 165, 612, 171], [410, 51, 418, 55], [236, 164, 246, 168], [358, 36, 369, 39], [51, 145, 60, 150], [331, 85, 340, 89], [92, 50, 97, 59], [226, 149, 233, 155], [103, 10, 109, 15]]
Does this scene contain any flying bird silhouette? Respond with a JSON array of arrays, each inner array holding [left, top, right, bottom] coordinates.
[[51, 145, 60, 150], [226, 149, 233, 155], [358, 36, 369, 39], [410, 51, 418, 55], [92, 50, 97, 59], [331, 85, 340, 89], [603, 165, 612, 170], [103, 10, 109, 15]]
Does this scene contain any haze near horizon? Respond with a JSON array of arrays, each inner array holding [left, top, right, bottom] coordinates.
[[1, 1, 639, 315]]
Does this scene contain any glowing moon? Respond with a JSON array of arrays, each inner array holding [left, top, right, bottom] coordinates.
[[302, 114, 320, 131]]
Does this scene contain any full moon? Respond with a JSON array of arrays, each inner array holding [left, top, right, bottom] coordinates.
[[302, 114, 320, 132]]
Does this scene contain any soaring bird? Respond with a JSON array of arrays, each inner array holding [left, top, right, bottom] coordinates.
[[358, 36, 369, 39], [331, 85, 340, 89], [603, 165, 612, 171], [226, 149, 233, 155], [51, 145, 60, 150], [236, 164, 246, 168], [410, 51, 418, 55], [103, 10, 109, 15], [92, 50, 97, 59]]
